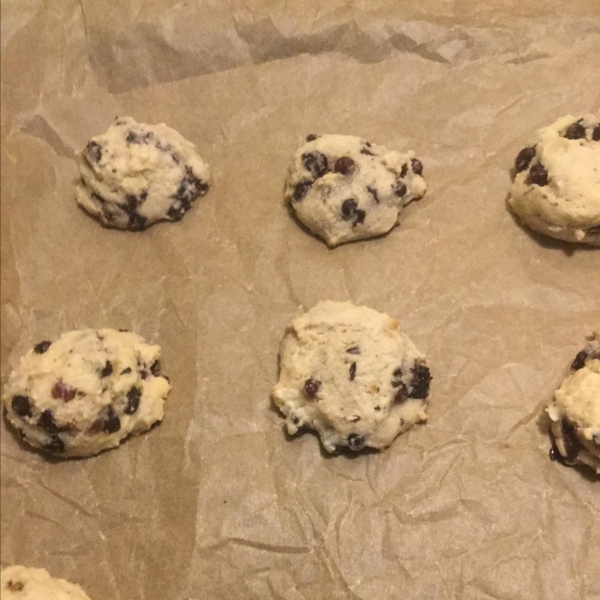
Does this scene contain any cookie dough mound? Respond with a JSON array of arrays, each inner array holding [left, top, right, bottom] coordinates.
[[284, 134, 427, 247], [547, 332, 600, 473], [2, 329, 171, 458], [1, 566, 92, 599], [508, 114, 600, 246], [272, 301, 431, 453], [76, 116, 211, 230]]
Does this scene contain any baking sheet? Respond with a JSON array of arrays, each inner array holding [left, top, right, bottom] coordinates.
[[1, 1, 599, 599]]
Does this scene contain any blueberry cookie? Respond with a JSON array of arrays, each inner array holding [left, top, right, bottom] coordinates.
[[2, 329, 170, 457], [508, 114, 600, 246], [76, 116, 211, 230], [547, 332, 600, 474], [1, 566, 92, 599], [272, 301, 431, 453], [284, 134, 427, 247]]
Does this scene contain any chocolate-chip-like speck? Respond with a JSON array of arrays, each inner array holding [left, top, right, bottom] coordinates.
[[341, 199, 357, 220], [515, 147, 536, 173], [293, 180, 312, 201], [349, 362, 357, 381], [560, 418, 582, 460], [347, 433, 365, 451], [409, 363, 431, 399], [150, 360, 161, 376], [125, 387, 141, 414], [593, 126, 600, 141], [564, 122, 586, 140], [334, 156, 356, 175], [52, 381, 76, 402], [104, 407, 121, 434], [38, 409, 60, 434], [394, 180, 407, 197], [347, 346, 360, 354], [527, 163, 548, 187], [101, 361, 113, 377], [86, 141, 102, 163], [121, 367, 132, 375], [302, 152, 329, 178], [411, 158, 423, 176], [306, 134, 318, 142], [34, 341, 52, 354], [303, 378, 321, 398], [354, 209, 366, 225], [571, 350, 588, 371], [11, 395, 32, 417], [45, 435, 65, 453], [360, 147, 375, 156]]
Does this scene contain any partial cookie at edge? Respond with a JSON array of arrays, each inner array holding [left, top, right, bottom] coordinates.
[[1, 565, 93, 599]]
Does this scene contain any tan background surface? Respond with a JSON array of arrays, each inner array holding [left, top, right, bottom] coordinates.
[[1, 2, 599, 599]]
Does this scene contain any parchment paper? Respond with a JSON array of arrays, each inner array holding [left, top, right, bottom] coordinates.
[[1, 2, 599, 599]]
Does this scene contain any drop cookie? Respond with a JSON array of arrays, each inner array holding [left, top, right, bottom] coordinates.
[[1, 565, 92, 600], [284, 134, 427, 247], [2, 329, 170, 457], [272, 301, 431, 453], [546, 332, 600, 474], [76, 116, 211, 230], [508, 114, 600, 246]]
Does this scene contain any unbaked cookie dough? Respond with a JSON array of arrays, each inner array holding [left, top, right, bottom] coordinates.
[[508, 114, 600, 246], [272, 301, 431, 453], [1, 565, 92, 600], [547, 332, 600, 473], [2, 329, 170, 457], [76, 116, 211, 230], [284, 134, 427, 247]]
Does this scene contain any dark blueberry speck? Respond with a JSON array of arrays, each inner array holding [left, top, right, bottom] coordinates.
[[11, 395, 32, 417], [334, 156, 356, 175], [52, 381, 76, 402], [374, 405, 381, 411], [104, 407, 121, 434], [367, 186, 380, 203], [347, 433, 366, 451], [125, 387, 141, 414], [409, 363, 431, 399], [527, 164, 548, 187], [400, 164, 408, 178], [349, 362, 357, 381], [86, 141, 102, 163], [515, 147, 536, 173], [34, 341, 52, 354], [411, 158, 423, 176], [45, 436, 65, 453], [564, 122, 586, 140], [394, 383, 409, 403], [354, 209, 366, 225], [121, 367, 132, 375], [303, 378, 321, 398], [360, 147, 375, 156], [593, 126, 600, 141], [341, 199, 358, 220], [394, 180, 407, 197], [150, 360, 161, 376], [101, 361, 113, 377], [347, 346, 360, 354], [128, 213, 147, 231], [306, 134, 318, 142], [571, 350, 588, 371], [302, 152, 329, 179], [560, 419, 582, 461], [38, 409, 60, 434], [292, 180, 312, 201]]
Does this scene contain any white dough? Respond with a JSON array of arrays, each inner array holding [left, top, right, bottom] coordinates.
[[1, 566, 92, 600]]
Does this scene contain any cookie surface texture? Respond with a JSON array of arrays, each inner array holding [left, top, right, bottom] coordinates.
[[508, 114, 600, 246], [3, 329, 171, 458], [1, 566, 92, 600], [76, 116, 211, 230], [272, 301, 431, 453], [546, 332, 600, 473], [284, 134, 427, 247]]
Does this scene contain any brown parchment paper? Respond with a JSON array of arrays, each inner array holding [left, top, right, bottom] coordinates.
[[2, 1, 600, 599]]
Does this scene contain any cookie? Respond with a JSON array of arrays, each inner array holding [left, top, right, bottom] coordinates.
[[1, 566, 92, 600], [508, 114, 600, 246], [76, 116, 211, 230], [2, 329, 171, 458], [272, 301, 431, 453], [546, 332, 600, 473], [284, 134, 427, 247]]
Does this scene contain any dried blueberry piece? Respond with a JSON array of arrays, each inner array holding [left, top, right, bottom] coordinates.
[[38, 409, 60, 434], [292, 180, 312, 201], [167, 204, 186, 221], [571, 350, 588, 371], [306, 134, 318, 142], [101, 361, 113, 377], [360, 147, 375, 156], [400, 164, 408, 178], [527, 163, 548, 187], [593, 126, 600, 141], [103, 406, 121, 434], [302, 152, 329, 178], [45, 436, 65, 453], [411, 158, 423, 176], [176, 166, 208, 203], [34, 340, 52, 354], [515, 147, 536, 173], [150, 360, 161, 376], [11, 395, 32, 417], [354, 209, 366, 225], [347, 433, 365, 451], [564, 122, 586, 140], [121, 367, 132, 375], [125, 387, 141, 414], [349, 362, 357, 381], [347, 346, 360, 354], [560, 419, 582, 461], [341, 199, 358, 220], [86, 141, 102, 163], [52, 381, 76, 402], [367, 186, 380, 203], [394, 383, 409, 403], [303, 378, 321, 398], [394, 180, 407, 197], [128, 212, 147, 231], [334, 157, 356, 175], [408, 363, 431, 399]]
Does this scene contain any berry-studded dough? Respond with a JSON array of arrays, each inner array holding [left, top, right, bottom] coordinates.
[[1, 565, 92, 599], [284, 134, 427, 247], [547, 332, 600, 474], [508, 114, 600, 246], [2, 329, 171, 458], [272, 301, 431, 453], [76, 116, 211, 230]]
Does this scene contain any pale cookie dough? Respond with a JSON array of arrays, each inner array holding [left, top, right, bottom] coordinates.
[[76, 116, 211, 230], [1, 566, 92, 600], [547, 332, 600, 474], [284, 134, 427, 247], [272, 301, 431, 453], [508, 114, 600, 246], [2, 329, 171, 457]]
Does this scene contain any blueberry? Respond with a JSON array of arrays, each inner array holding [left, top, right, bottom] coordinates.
[[34, 341, 52, 354], [51, 381, 76, 402], [292, 180, 312, 201], [125, 387, 141, 414], [400, 164, 408, 178], [150, 360, 161, 376], [334, 157, 356, 175], [38, 409, 60, 434], [11, 395, 32, 417], [408, 363, 431, 399], [571, 350, 588, 371], [594, 126, 600, 141], [515, 147, 536, 173], [341, 199, 357, 220], [306, 134, 318, 142], [101, 361, 113, 377], [45, 436, 65, 453], [560, 419, 582, 461], [394, 180, 407, 197], [527, 164, 548, 187], [104, 407, 121, 433], [86, 141, 102, 163], [302, 152, 329, 178], [347, 433, 365, 451], [563, 122, 586, 140], [354, 209, 366, 225], [411, 158, 423, 176], [303, 378, 321, 398]]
